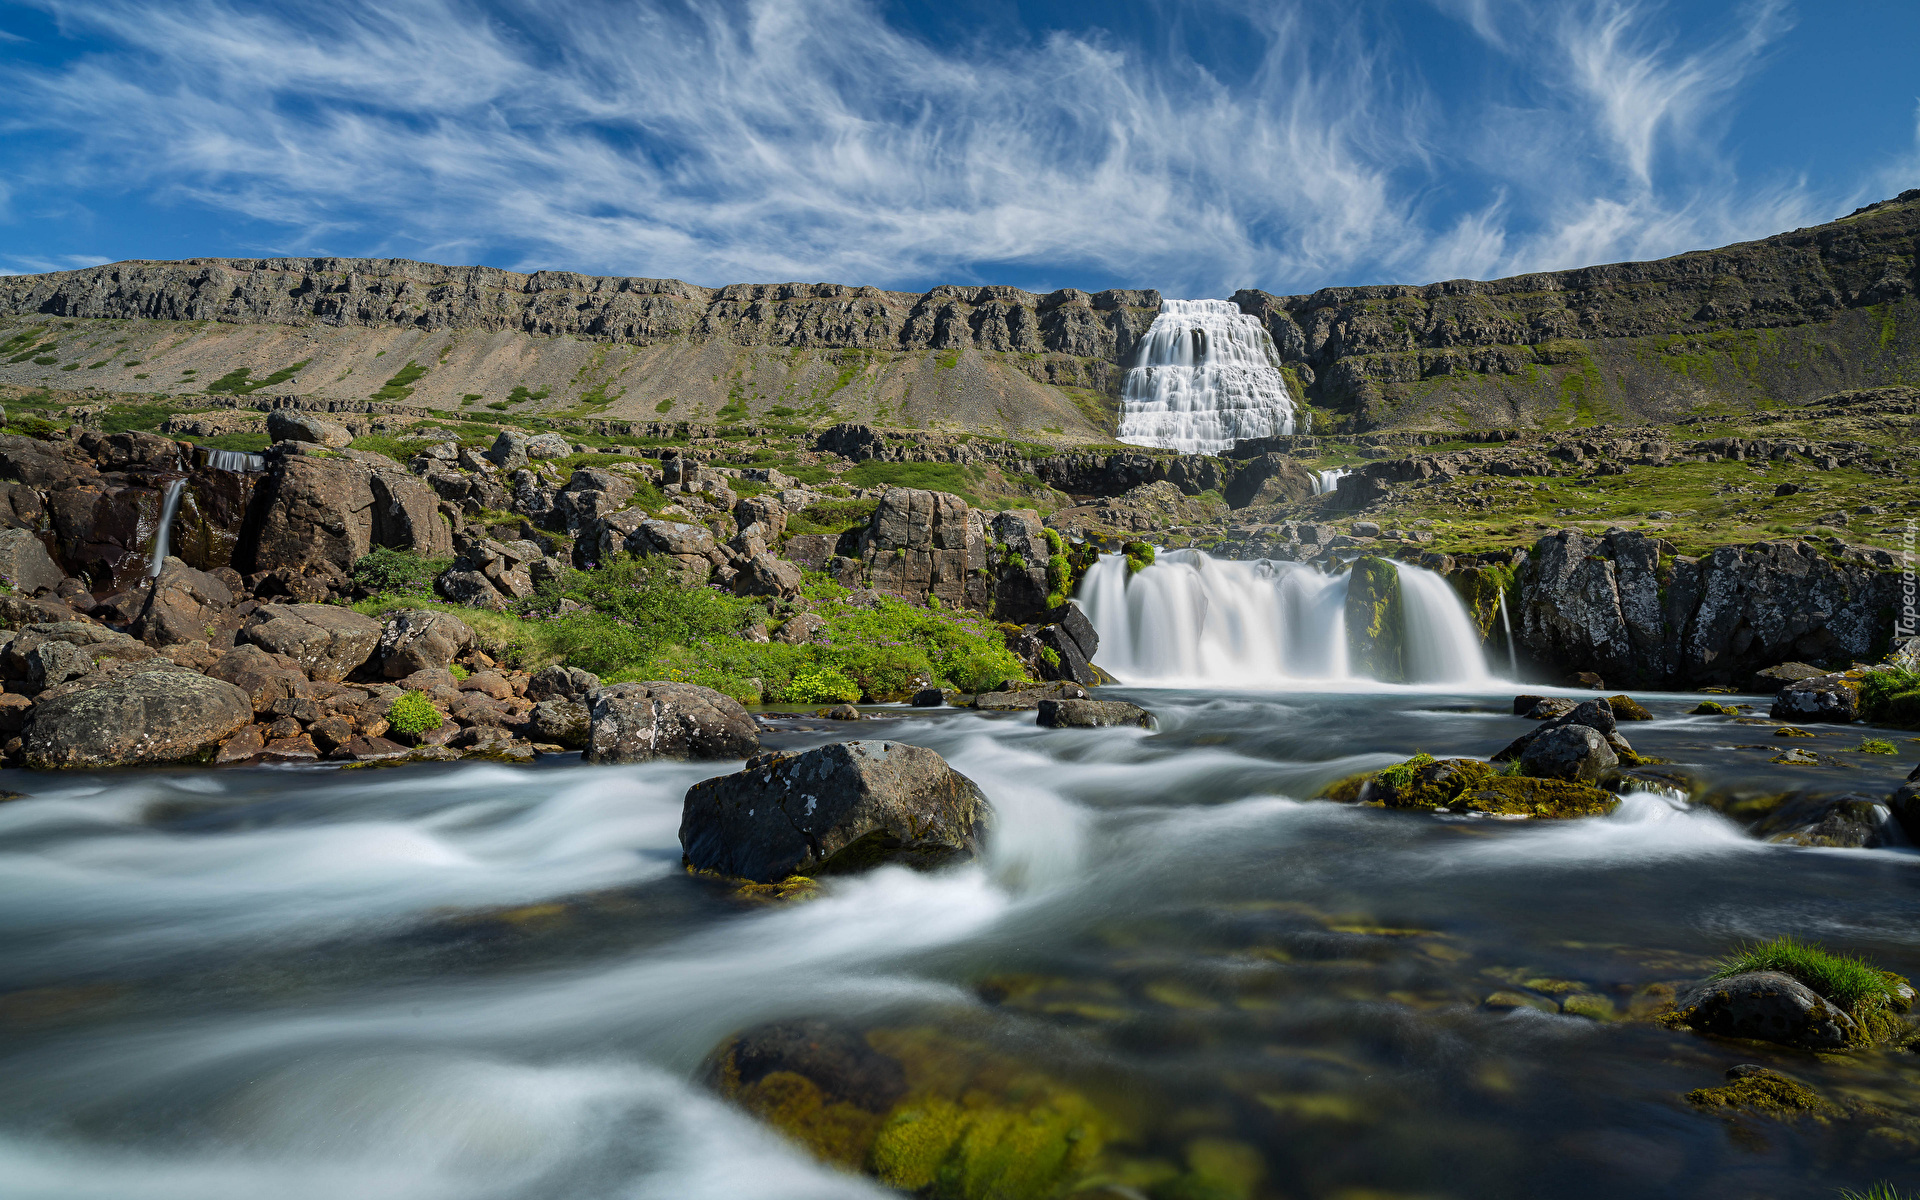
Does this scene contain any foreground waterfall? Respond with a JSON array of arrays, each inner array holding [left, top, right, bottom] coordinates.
[[1117, 299, 1298, 454], [1078, 549, 1493, 686], [146, 479, 186, 578]]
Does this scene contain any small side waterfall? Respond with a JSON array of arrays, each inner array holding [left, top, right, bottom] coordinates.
[[1313, 468, 1351, 495], [1497, 591, 1519, 679], [1117, 299, 1298, 454], [147, 479, 186, 578], [1078, 549, 1493, 687], [205, 448, 266, 472]]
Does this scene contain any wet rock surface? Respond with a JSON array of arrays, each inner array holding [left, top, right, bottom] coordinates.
[[1671, 971, 1860, 1049], [680, 741, 992, 881], [1036, 698, 1153, 729]]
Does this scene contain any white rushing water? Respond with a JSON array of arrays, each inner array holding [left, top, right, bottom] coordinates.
[[206, 449, 266, 472], [1117, 299, 1298, 454], [146, 479, 186, 578], [1077, 548, 1493, 687], [1312, 467, 1351, 495]]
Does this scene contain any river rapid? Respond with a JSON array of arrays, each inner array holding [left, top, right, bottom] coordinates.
[[3, 687, 1918, 1200]]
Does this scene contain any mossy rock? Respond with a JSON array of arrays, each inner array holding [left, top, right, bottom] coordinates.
[[1605, 694, 1652, 721], [1359, 754, 1618, 818], [1691, 700, 1738, 715], [708, 1019, 1118, 1200], [1687, 1066, 1838, 1120], [1314, 773, 1372, 803], [1343, 556, 1404, 683]]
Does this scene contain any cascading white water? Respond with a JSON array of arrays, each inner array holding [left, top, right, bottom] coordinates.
[[1078, 548, 1493, 687], [1497, 591, 1519, 679], [206, 449, 265, 472], [147, 479, 186, 578], [1117, 299, 1298, 454], [1313, 468, 1351, 495]]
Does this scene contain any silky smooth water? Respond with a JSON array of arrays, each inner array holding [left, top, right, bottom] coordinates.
[[1079, 549, 1494, 687], [3, 692, 1918, 1200]]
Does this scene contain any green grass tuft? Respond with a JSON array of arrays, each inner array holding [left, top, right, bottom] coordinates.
[[386, 691, 441, 736], [1709, 936, 1901, 1014]]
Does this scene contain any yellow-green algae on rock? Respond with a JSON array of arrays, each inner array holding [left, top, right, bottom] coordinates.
[[1318, 755, 1619, 819], [707, 1020, 1120, 1199]]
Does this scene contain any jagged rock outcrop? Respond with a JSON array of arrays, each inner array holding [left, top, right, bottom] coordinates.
[[1515, 529, 1901, 689]]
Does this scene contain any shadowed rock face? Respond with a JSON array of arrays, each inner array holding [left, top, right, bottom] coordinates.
[[1673, 971, 1860, 1049], [679, 741, 992, 882]]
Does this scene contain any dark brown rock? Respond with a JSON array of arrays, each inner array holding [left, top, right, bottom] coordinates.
[[1672, 971, 1858, 1049], [1036, 699, 1153, 729], [240, 603, 383, 682], [24, 662, 252, 768]]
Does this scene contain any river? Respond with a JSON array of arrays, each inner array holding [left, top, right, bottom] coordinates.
[[3, 685, 1917, 1199]]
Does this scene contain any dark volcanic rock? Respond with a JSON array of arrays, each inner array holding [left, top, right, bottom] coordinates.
[[375, 608, 475, 678], [583, 681, 758, 764], [971, 681, 1090, 710], [0, 528, 65, 595], [680, 741, 993, 882], [24, 662, 252, 768], [1770, 673, 1861, 723], [1672, 971, 1859, 1049]]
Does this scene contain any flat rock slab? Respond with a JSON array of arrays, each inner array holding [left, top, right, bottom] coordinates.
[[585, 680, 758, 763], [1036, 699, 1153, 729], [971, 682, 1089, 711], [680, 741, 993, 882]]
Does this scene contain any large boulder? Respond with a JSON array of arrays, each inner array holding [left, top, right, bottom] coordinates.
[[1771, 673, 1861, 723], [680, 741, 993, 881], [1519, 724, 1619, 783], [130, 557, 234, 647], [733, 550, 802, 599], [1671, 971, 1859, 1049], [1749, 662, 1830, 694], [0, 528, 64, 595], [375, 608, 475, 678], [266, 411, 353, 448], [525, 432, 573, 459], [204, 643, 305, 713], [24, 661, 253, 768], [244, 454, 450, 588], [240, 603, 383, 681], [583, 681, 758, 764], [483, 430, 530, 472]]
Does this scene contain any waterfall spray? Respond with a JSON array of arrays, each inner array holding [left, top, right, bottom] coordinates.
[[147, 479, 186, 579], [1117, 300, 1298, 454], [205, 448, 265, 472], [1497, 590, 1519, 679]]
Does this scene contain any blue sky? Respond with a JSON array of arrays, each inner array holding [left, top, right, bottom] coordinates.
[[1, 0, 1916, 297]]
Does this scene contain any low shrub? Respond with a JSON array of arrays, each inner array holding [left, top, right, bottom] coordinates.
[[787, 665, 861, 704], [1860, 668, 1920, 730], [386, 691, 441, 736], [353, 546, 452, 598]]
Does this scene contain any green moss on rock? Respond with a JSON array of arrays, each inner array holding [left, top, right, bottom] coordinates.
[[1344, 556, 1404, 683]]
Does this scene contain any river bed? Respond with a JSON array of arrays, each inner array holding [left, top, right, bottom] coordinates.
[[2, 687, 1918, 1199]]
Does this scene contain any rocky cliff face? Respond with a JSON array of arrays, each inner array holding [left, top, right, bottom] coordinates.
[[1514, 529, 1901, 689], [1235, 191, 1920, 429]]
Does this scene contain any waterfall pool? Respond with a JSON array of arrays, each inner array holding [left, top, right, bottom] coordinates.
[[1, 688, 1916, 1200]]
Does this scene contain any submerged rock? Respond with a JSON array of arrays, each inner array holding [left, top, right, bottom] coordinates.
[[1359, 755, 1618, 818], [1035, 699, 1153, 729], [24, 662, 252, 768], [1686, 1065, 1838, 1118], [680, 741, 992, 882], [1669, 971, 1858, 1049], [583, 681, 758, 764], [705, 1020, 1113, 1200]]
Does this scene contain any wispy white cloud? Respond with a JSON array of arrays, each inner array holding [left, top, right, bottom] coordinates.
[[0, 0, 1881, 296], [0, 252, 110, 277]]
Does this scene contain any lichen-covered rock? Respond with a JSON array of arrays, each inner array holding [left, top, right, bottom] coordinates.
[[680, 741, 991, 881], [1361, 755, 1619, 818], [1771, 672, 1861, 723], [24, 661, 252, 768], [1520, 724, 1619, 782], [0, 527, 65, 595], [240, 603, 383, 682], [1605, 694, 1652, 721], [1036, 699, 1153, 729], [204, 643, 305, 713], [584, 680, 758, 764], [526, 699, 590, 748], [526, 663, 599, 701], [1748, 662, 1830, 694], [1670, 971, 1859, 1049], [733, 550, 802, 598], [375, 608, 475, 678]]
